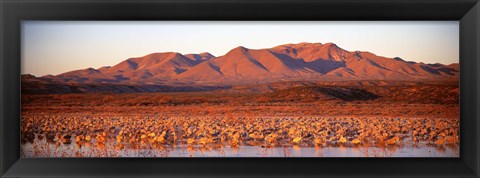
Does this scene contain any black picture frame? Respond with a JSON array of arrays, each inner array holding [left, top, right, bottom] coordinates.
[[1, 0, 479, 177]]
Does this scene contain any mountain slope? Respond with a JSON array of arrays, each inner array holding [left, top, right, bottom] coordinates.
[[177, 46, 319, 83], [52, 52, 207, 83], [36, 42, 459, 85]]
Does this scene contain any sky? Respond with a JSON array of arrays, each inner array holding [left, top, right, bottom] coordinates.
[[21, 21, 459, 76]]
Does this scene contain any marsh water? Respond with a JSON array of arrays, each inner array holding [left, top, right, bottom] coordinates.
[[21, 138, 459, 157]]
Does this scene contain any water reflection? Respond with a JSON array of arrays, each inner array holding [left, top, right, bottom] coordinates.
[[21, 138, 459, 157]]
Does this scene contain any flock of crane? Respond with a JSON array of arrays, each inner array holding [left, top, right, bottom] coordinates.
[[21, 113, 459, 152]]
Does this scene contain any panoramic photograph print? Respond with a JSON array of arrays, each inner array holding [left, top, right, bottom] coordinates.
[[20, 21, 459, 157]]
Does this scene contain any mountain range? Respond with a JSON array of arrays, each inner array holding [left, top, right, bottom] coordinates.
[[27, 42, 459, 85]]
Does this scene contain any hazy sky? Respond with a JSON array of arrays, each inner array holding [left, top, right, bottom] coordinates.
[[22, 21, 459, 76]]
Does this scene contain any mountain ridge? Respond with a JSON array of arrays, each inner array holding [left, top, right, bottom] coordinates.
[[30, 42, 459, 85]]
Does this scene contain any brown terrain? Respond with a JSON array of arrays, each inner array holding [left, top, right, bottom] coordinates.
[[20, 42, 459, 157], [22, 42, 458, 92]]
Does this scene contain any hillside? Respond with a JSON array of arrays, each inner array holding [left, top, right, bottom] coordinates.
[[25, 42, 459, 86]]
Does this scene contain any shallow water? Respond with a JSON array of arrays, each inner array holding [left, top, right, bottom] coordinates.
[[21, 139, 459, 157]]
